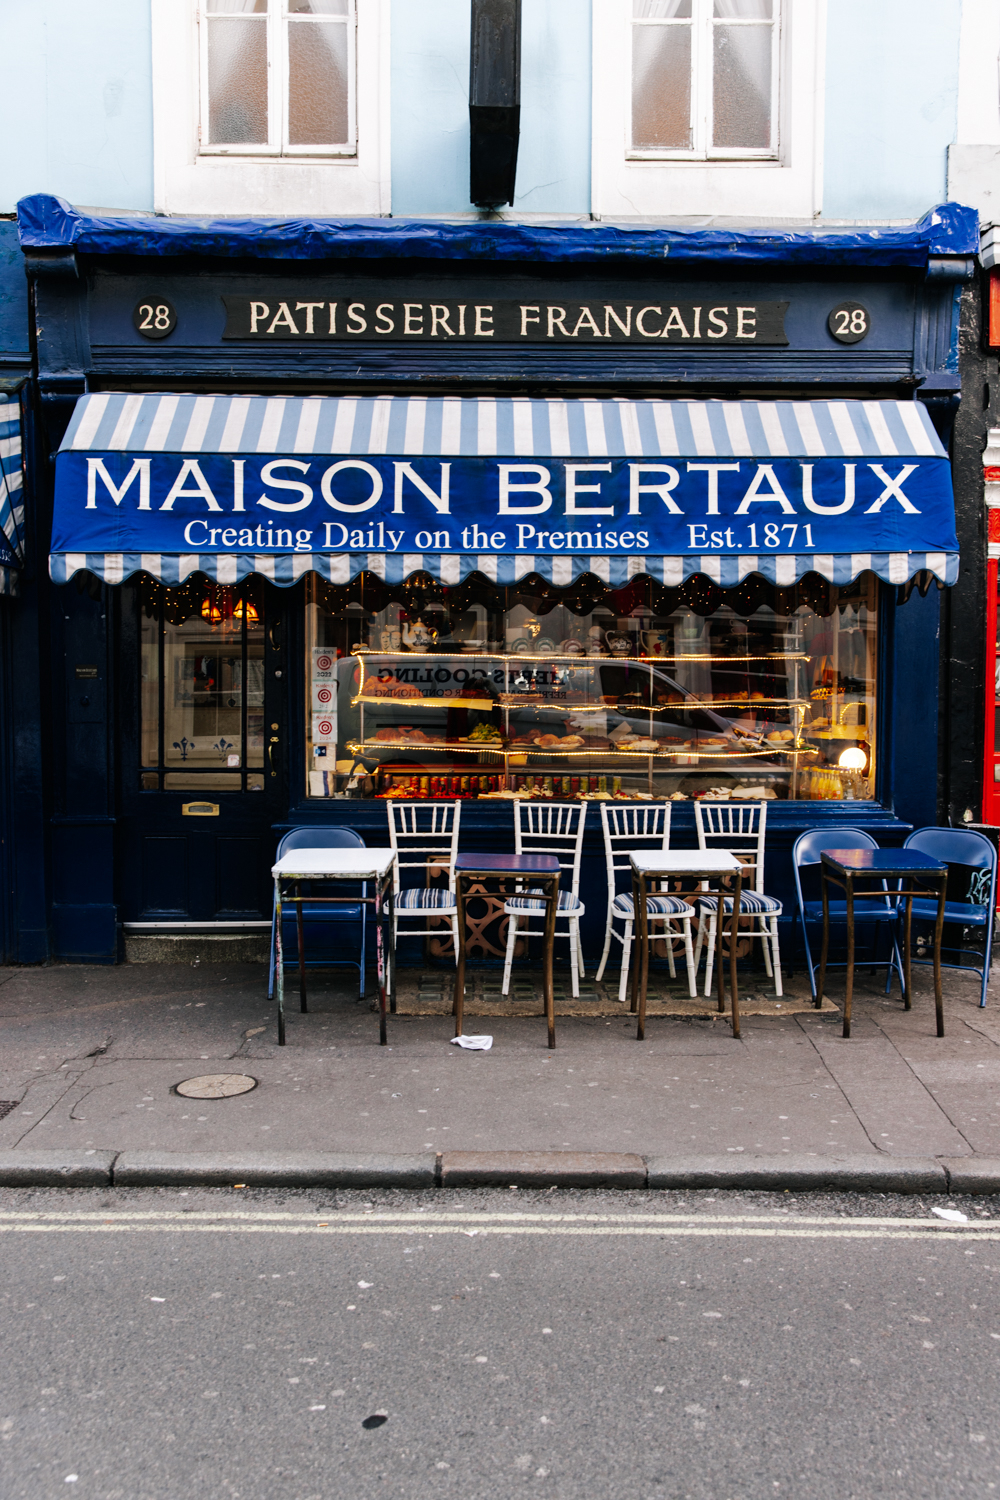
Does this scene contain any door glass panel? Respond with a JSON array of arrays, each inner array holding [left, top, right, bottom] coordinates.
[[139, 578, 265, 792], [140, 597, 159, 769]]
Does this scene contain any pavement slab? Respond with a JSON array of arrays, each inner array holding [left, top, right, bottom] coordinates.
[[0, 960, 996, 1177], [795, 1012, 971, 1158]]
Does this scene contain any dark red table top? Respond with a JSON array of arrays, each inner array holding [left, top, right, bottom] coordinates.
[[455, 853, 560, 875]]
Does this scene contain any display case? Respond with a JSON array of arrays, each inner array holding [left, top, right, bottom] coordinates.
[[304, 572, 878, 802], [345, 648, 812, 800]]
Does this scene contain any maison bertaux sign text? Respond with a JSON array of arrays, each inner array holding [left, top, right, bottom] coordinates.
[[222, 295, 789, 345]]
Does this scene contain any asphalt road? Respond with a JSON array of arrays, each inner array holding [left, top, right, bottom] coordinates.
[[2, 1186, 1000, 1500]]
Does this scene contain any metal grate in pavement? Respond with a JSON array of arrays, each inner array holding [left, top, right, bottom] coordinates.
[[0, 1101, 18, 1120]]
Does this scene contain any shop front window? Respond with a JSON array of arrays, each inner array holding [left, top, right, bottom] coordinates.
[[140, 578, 265, 791], [304, 570, 878, 803]]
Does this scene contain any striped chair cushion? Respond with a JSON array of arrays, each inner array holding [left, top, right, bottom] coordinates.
[[505, 889, 584, 914], [395, 887, 457, 911], [612, 892, 693, 919], [697, 892, 782, 916]]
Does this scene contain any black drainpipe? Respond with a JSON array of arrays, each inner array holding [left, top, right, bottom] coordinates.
[[469, 0, 522, 209]]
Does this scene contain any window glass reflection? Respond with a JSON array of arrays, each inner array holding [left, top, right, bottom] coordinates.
[[139, 580, 264, 792], [304, 572, 879, 804]]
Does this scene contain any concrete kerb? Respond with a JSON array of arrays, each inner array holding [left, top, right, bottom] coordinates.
[[940, 1157, 1000, 1195], [439, 1151, 647, 1188], [0, 1149, 997, 1193], [0, 1151, 118, 1187], [644, 1154, 949, 1194], [112, 1151, 437, 1189]]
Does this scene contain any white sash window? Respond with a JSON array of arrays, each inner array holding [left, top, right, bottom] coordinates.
[[201, 0, 356, 157], [631, 0, 780, 160]]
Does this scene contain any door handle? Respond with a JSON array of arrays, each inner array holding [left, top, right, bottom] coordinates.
[[268, 741, 279, 773], [269, 621, 281, 650]]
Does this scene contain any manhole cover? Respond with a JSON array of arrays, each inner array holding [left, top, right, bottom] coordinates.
[[175, 1074, 258, 1099]]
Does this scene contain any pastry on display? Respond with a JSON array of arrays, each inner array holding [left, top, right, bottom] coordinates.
[[320, 596, 875, 801]]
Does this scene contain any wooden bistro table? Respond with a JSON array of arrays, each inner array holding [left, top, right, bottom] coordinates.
[[630, 849, 744, 1039], [818, 848, 948, 1039], [271, 847, 397, 1047], [453, 853, 562, 1049]]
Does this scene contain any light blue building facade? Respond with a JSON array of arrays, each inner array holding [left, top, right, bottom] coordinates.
[[0, 1, 993, 966], [0, 0, 973, 223]]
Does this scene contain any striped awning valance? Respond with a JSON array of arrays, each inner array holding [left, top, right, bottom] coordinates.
[[51, 393, 958, 590], [48, 549, 958, 589], [62, 392, 944, 461]]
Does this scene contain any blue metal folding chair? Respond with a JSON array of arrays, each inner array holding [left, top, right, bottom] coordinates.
[[793, 828, 904, 1001], [267, 826, 370, 1001], [902, 827, 997, 1008]]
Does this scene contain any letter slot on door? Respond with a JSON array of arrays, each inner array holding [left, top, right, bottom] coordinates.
[[68, 662, 105, 723]]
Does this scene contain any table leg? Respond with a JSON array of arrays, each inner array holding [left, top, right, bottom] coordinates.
[[933, 875, 946, 1038], [816, 871, 831, 1008], [388, 879, 397, 1015], [903, 889, 913, 1011], [629, 871, 641, 1015], [296, 881, 308, 1014], [843, 875, 855, 1039], [453, 877, 467, 1037], [637, 875, 650, 1041], [729, 871, 742, 1040], [375, 875, 388, 1047], [716, 876, 731, 1020], [715, 880, 726, 1016], [543, 874, 558, 1051], [274, 877, 286, 1047]]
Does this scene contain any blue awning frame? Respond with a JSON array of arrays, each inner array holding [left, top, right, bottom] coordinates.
[[18, 195, 979, 270]]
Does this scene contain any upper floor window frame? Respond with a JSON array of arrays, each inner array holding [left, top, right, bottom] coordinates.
[[592, 0, 822, 222], [151, 0, 389, 217], [630, 0, 782, 163], [199, 0, 358, 160]]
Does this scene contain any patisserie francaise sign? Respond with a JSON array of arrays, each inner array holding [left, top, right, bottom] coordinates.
[[53, 451, 957, 559]]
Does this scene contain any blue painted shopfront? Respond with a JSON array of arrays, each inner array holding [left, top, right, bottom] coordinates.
[[15, 194, 975, 965]]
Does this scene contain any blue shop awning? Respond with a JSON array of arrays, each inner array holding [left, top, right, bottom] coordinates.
[[19, 194, 979, 269], [50, 394, 959, 590]]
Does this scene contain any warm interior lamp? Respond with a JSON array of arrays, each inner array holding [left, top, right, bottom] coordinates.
[[838, 748, 867, 771], [201, 596, 259, 624]]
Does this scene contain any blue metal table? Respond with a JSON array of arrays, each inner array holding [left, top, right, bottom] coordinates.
[[818, 849, 948, 1038]]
